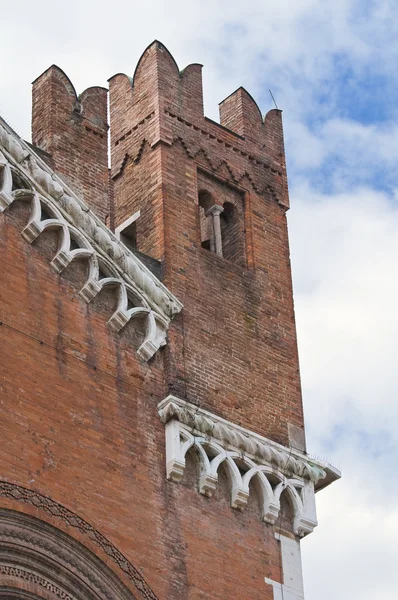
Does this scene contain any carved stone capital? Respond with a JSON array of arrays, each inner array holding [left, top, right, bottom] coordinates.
[[204, 204, 224, 217]]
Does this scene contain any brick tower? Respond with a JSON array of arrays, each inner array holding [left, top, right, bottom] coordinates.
[[0, 41, 339, 600]]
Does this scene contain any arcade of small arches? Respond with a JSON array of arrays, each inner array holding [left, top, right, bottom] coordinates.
[[0, 137, 182, 362], [158, 397, 323, 538]]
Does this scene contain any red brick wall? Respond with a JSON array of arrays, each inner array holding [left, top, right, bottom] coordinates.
[[109, 41, 305, 448], [0, 199, 287, 600], [0, 41, 306, 600], [32, 66, 109, 222]]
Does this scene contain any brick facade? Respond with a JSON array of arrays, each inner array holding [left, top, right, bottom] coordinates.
[[32, 66, 109, 222], [0, 40, 337, 600], [109, 41, 303, 447]]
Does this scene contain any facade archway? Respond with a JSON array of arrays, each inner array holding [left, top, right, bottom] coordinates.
[[0, 501, 156, 600]]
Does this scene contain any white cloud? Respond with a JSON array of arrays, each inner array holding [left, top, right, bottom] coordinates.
[[289, 184, 398, 599], [303, 480, 398, 600], [289, 184, 398, 441]]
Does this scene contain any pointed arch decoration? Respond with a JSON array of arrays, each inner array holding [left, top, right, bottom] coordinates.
[[0, 483, 158, 600], [0, 118, 182, 361], [158, 396, 341, 537]]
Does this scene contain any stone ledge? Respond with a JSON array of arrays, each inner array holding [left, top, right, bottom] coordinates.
[[158, 395, 341, 536], [0, 117, 183, 361]]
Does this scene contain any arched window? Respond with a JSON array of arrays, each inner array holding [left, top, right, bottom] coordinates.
[[198, 190, 246, 265]]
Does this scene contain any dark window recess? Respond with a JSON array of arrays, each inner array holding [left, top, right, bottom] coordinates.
[[220, 201, 244, 264], [11, 170, 32, 191], [40, 205, 53, 221], [69, 237, 80, 251], [120, 221, 137, 251]]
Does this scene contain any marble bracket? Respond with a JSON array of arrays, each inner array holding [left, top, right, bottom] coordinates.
[[0, 118, 183, 361], [158, 396, 341, 537]]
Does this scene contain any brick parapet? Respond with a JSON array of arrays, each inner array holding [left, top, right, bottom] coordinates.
[[32, 65, 109, 222], [109, 41, 288, 208]]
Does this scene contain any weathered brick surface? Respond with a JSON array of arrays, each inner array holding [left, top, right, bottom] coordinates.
[[0, 40, 306, 600], [109, 41, 304, 447], [0, 204, 286, 598], [32, 66, 109, 222]]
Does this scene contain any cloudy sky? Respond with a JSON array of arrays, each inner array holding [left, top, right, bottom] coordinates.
[[2, 1, 397, 598]]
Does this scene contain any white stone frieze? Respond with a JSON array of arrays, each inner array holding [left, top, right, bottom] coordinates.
[[0, 118, 183, 361], [158, 395, 341, 537]]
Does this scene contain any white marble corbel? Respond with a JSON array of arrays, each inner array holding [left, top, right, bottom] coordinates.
[[158, 396, 340, 532], [0, 115, 183, 362], [0, 151, 13, 211]]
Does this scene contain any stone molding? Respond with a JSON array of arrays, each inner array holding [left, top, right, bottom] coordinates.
[[264, 533, 305, 600], [0, 482, 157, 600], [0, 118, 183, 361], [0, 564, 75, 600], [0, 513, 138, 600], [158, 396, 340, 537]]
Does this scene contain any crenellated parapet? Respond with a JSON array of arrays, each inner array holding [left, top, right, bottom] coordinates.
[[158, 396, 340, 537], [0, 117, 182, 361], [32, 65, 109, 221], [109, 40, 289, 210]]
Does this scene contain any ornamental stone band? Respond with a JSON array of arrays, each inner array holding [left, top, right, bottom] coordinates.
[[158, 395, 340, 537], [0, 118, 182, 361]]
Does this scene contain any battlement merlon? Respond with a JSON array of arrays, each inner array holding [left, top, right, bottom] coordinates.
[[32, 65, 109, 222], [108, 41, 289, 209]]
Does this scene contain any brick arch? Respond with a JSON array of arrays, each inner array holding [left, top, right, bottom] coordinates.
[[0, 483, 158, 600]]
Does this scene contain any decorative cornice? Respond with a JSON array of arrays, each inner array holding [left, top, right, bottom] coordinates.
[[158, 396, 341, 537], [114, 112, 155, 147], [0, 117, 183, 361], [112, 134, 281, 204], [165, 110, 280, 175], [172, 137, 280, 202], [158, 395, 327, 483]]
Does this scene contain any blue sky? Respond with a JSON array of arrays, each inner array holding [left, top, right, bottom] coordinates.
[[1, 1, 397, 598]]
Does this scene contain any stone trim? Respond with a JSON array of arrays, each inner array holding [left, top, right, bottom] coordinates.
[[115, 210, 141, 239], [0, 565, 75, 600], [0, 118, 183, 361], [158, 396, 341, 537], [264, 533, 305, 600], [0, 482, 157, 600]]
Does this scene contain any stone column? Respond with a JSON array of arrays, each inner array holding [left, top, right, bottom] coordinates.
[[206, 205, 224, 257]]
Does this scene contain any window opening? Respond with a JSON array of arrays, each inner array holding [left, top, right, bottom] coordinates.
[[119, 221, 137, 251], [115, 210, 140, 252], [220, 201, 241, 263], [198, 190, 214, 251], [198, 190, 245, 265]]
